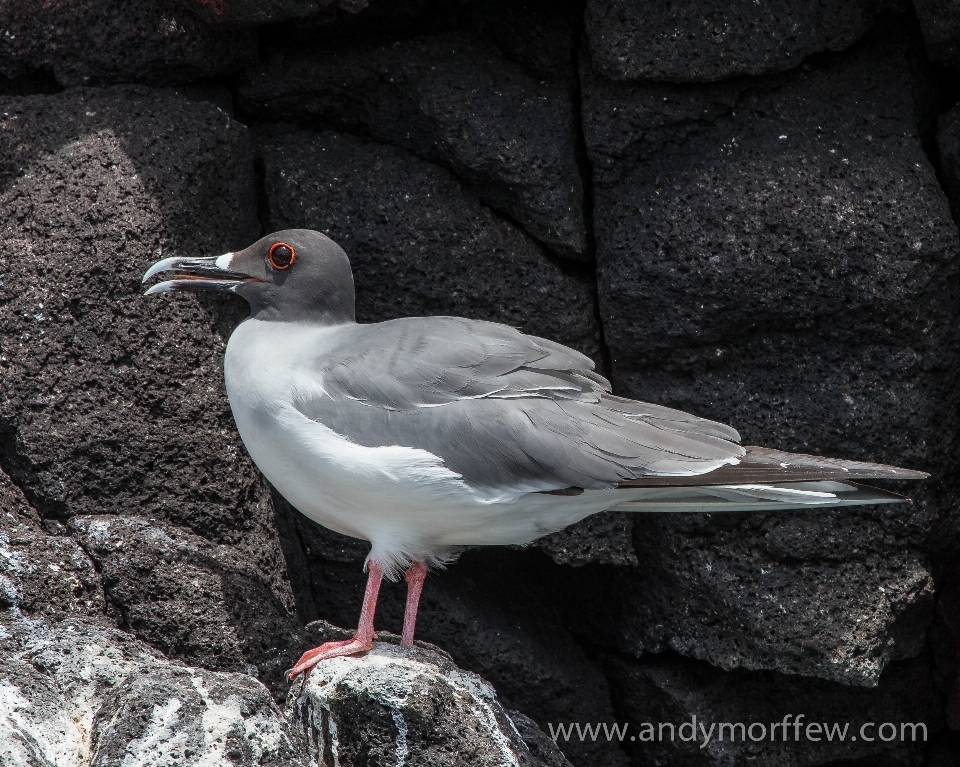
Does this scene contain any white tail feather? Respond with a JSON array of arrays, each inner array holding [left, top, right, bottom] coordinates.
[[611, 481, 907, 513]]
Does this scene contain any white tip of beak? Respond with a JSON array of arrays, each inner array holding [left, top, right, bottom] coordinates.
[[144, 281, 178, 295]]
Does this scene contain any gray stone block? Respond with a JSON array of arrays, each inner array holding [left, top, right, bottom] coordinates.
[[238, 34, 587, 258], [0, 0, 255, 87], [585, 0, 882, 82], [256, 127, 599, 359], [584, 34, 954, 684]]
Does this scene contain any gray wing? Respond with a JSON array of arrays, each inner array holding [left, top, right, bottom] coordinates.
[[295, 316, 744, 492]]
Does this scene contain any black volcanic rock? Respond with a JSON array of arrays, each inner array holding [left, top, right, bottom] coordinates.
[[444, 0, 582, 83], [912, 0, 960, 67], [585, 37, 960, 472], [584, 0, 881, 82], [621, 506, 935, 686], [0, 0, 255, 87], [180, 0, 406, 26], [583, 36, 955, 684], [604, 651, 941, 765], [70, 515, 305, 699], [179, 0, 406, 27], [930, 558, 960, 731], [533, 512, 637, 567], [180, 0, 333, 26], [0, 469, 103, 620], [255, 0, 430, 43], [580, 65, 747, 187], [936, 100, 960, 221], [0, 86, 260, 533], [0, 86, 309, 689], [238, 34, 587, 258], [256, 127, 599, 358]]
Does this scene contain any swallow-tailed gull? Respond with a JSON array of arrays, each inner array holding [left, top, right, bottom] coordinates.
[[143, 229, 927, 678]]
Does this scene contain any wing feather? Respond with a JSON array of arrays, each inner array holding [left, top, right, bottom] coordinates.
[[617, 446, 927, 487], [296, 316, 745, 492]]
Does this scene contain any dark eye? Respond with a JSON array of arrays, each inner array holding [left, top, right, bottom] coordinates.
[[268, 242, 295, 270]]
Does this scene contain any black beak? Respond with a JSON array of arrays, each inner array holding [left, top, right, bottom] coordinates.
[[142, 255, 261, 294]]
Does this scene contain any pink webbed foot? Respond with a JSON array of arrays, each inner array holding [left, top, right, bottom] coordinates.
[[288, 560, 385, 681], [287, 635, 374, 679]]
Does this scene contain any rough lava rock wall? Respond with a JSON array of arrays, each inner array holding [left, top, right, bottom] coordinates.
[[585, 27, 956, 687], [238, 33, 588, 258], [2, 1, 960, 765], [583, 0, 883, 82]]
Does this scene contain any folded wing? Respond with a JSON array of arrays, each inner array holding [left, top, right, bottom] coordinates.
[[295, 316, 745, 492]]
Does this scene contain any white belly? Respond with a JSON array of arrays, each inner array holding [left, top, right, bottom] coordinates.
[[222, 319, 624, 573]]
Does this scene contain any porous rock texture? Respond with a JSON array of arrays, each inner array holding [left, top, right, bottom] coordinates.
[[2, 1, 960, 766], [584, 0, 882, 82], [180, 0, 332, 27], [238, 32, 587, 258], [620, 508, 935, 686], [584, 26, 957, 686], [177, 0, 389, 27], [913, 0, 960, 67], [0, 0, 255, 87], [69, 514, 306, 699], [0, 469, 103, 620], [255, 127, 599, 357], [289, 626, 573, 766], [586, 38, 960, 469], [0, 86, 304, 697]]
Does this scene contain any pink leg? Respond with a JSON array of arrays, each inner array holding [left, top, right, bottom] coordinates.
[[287, 561, 384, 679], [401, 561, 427, 646]]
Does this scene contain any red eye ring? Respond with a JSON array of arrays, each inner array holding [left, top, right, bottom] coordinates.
[[268, 242, 295, 270]]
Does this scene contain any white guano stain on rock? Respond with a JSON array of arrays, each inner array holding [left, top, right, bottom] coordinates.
[[390, 707, 408, 767], [189, 671, 294, 766], [191, 674, 243, 767], [0, 619, 307, 767], [446, 666, 526, 767], [327, 715, 341, 767], [0, 531, 30, 574], [120, 697, 187, 767], [0, 678, 87, 767], [0, 531, 30, 608]]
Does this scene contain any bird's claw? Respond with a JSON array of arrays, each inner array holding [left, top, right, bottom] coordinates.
[[286, 636, 374, 680]]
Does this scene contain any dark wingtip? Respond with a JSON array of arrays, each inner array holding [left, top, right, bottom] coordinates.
[[895, 469, 929, 480], [739, 446, 930, 481], [617, 449, 931, 488]]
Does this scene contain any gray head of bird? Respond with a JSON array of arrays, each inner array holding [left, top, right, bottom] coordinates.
[[142, 229, 356, 324]]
